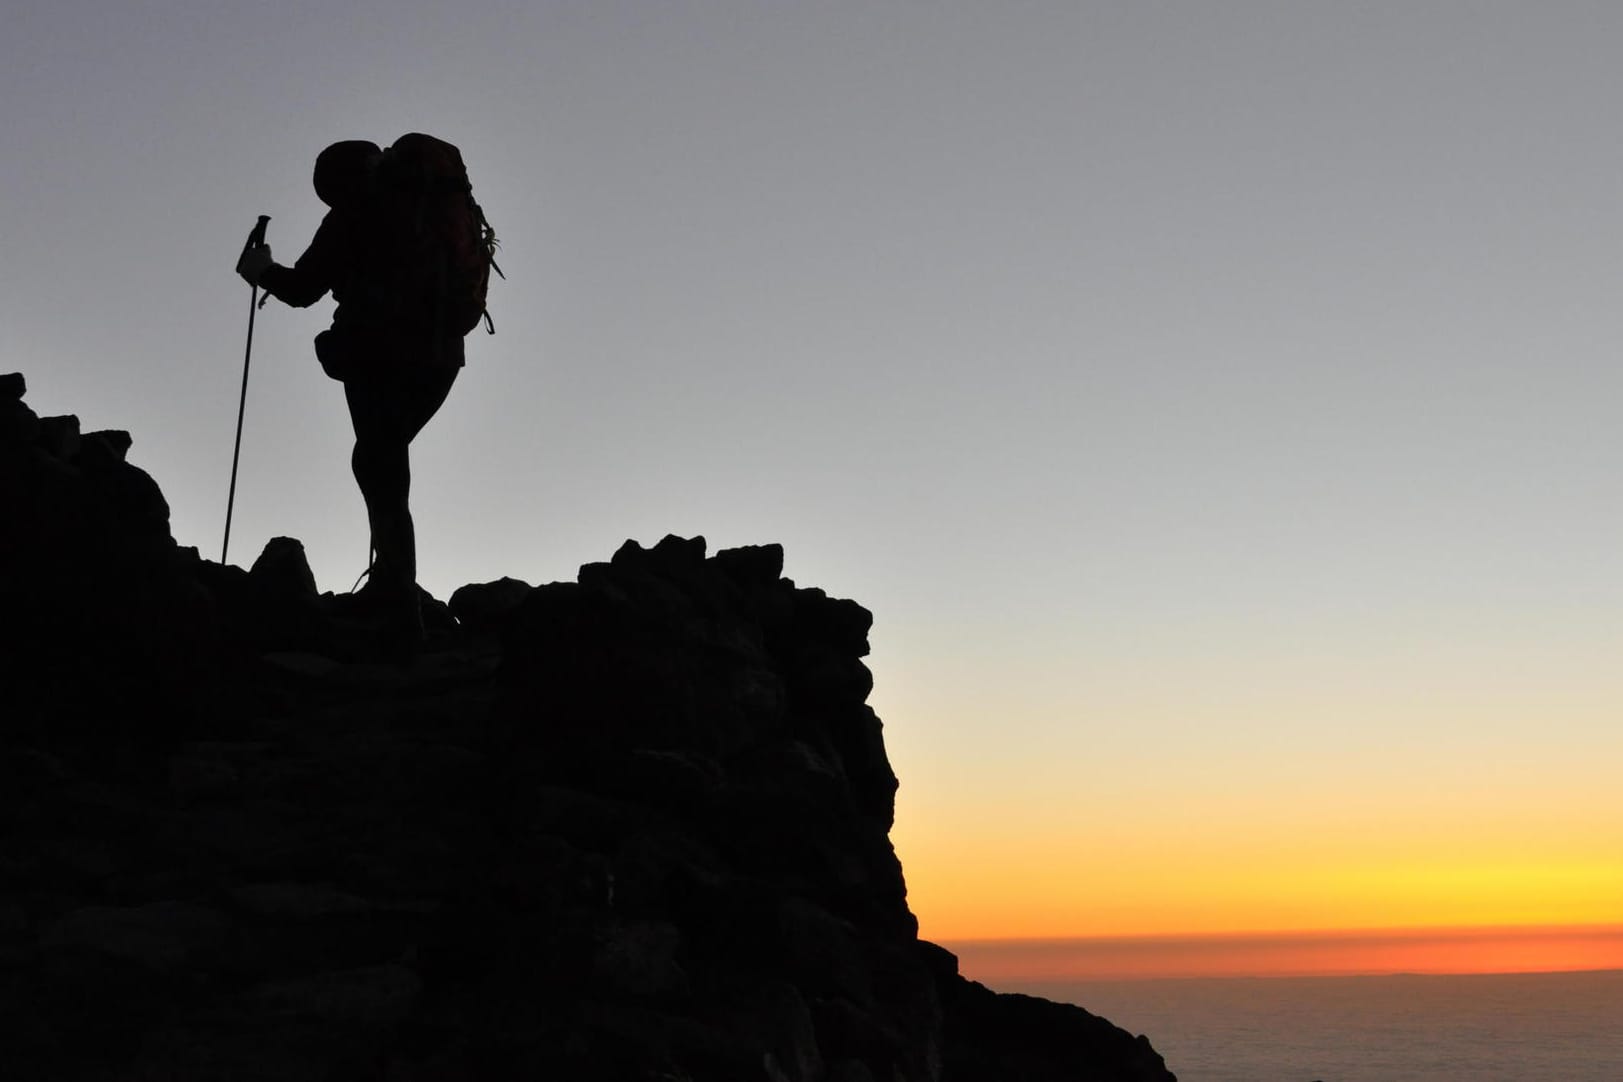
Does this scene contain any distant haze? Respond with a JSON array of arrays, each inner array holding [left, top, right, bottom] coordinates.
[[946, 925, 1623, 982], [4, 3, 1620, 973]]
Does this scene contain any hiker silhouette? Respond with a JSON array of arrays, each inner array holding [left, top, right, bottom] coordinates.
[[237, 135, 494, 648]]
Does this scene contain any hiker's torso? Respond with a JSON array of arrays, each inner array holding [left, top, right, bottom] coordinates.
[[281, 206, 465, 370]]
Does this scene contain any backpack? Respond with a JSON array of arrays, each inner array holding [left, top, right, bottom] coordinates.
[[375, 133, 502, 339]]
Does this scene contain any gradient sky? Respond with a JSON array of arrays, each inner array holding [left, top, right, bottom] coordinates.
[[5, 3, 1621, 976]]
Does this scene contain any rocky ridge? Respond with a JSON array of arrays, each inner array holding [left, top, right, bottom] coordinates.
[[0, 371, 1175, 1080]]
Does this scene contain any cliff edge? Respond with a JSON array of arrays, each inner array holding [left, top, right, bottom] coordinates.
[[0, 372, 1175, 1081]]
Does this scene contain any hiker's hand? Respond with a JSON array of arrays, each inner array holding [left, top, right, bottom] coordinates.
[[236, 243, 274, 286]]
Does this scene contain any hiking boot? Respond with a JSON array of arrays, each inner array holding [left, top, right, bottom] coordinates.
[[330, 562, 410, 617]]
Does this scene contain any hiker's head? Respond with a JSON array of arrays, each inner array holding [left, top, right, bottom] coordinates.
[[313, 140, 382, 208]]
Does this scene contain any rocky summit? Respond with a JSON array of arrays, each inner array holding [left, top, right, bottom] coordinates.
[[0, 371, 1175, 1081]]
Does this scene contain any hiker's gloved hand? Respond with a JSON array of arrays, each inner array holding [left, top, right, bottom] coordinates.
[[236, 244, 274, 286]]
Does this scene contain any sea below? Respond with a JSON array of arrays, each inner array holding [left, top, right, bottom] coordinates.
[[1006, 969, 1623, 1081]]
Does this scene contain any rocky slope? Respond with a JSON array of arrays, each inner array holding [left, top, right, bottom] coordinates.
[[0, 371, 1175, 1081]]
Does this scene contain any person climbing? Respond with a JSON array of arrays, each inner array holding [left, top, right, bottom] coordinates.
[[235, 134, 497, 653]]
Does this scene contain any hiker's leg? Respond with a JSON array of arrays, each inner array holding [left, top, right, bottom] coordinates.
[[401, 365, 458, 444], [361, 441, 413, 584], [345, 379, 415, 589], [343, 365, 457, 590]]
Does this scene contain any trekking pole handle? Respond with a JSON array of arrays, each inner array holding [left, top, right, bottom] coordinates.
[[245, 215, 272, 309], [242, 214, 271, 256]]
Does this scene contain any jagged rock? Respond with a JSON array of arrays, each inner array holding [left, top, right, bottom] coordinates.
[[228, 883, 374, 919], [591, 919, 688, 1000], [168, 750, 240, 798], [35, 413, 80, 461], [0, 371, 1178, 1082], [80, 428, 132, 464], [828, 1060, 878, 1082], [0, 372, 24, 399], [715, 541, 786, 587], [752, 982, 823, 1082], [121, 965, 425, 1082], [237, 536, 332, 652], [244, 963, 422, 1028], [793, 587, 874, 657], [42, 902, 231, 974], [251, 536, 319, 599], [0, 396, 40, 445], [923, 942, 1172, 1081], [448, 574, 533, 632]]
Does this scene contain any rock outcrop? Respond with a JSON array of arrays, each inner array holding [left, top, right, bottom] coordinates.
[[0, 372, 1175, 1080]]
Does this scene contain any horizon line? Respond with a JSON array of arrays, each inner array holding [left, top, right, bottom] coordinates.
[[937, 923, 1623, 982]]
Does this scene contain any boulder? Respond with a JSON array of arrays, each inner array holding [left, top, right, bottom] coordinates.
[[448, 574, 533, 632]]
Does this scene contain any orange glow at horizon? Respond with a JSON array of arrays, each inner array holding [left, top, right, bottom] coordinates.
[[880, 639, 1623, 962], [895, 829, 1623, 942], [941, 924, 1623, 983], [890, 783, 1623, 944], [882, 662, 1623, 981]]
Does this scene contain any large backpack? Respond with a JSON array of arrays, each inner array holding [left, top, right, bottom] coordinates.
[[376, 133, 502, 340]]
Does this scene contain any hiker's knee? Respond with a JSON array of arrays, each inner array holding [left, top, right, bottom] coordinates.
[[352, 438, 408, 499], [351, 439, 377, 484]]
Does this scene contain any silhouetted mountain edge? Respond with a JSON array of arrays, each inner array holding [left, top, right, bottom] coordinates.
[[0, 371, 1175, 1080]]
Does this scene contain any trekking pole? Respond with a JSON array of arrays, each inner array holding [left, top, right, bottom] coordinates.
[[222, 214, 271, 564]]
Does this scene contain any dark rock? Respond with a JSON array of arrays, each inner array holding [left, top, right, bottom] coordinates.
[[715, 542, 786, 587], [604, 747, 727, 813], [448, 574, 533, 632], [94, 459, 172, 542], [651, 531, 708, 567], [41, 902, 231, 974], [168, 750, 240, 799], [0, 371, 24, 399], [937, 970, 1175, 1081], [78, 428, 133, 468], [35, 413, 80, 461], [811, 995, 908, 1070], [613, 532, 707, 574], [244, 963, 422, 1028], [121, 964, 426, 1081], [227, 883, 373, 919], [778, 897, 873, 1003], [0, 372, 1178, 1081], [591, 919, 688, 1000], [419, 587, 458, 636], [794, 587, 874, 657], [250, 536, 319, 599], [239, 536, 330, 651], [750, 981, 823, 1082], [0, 397, 40, 445]]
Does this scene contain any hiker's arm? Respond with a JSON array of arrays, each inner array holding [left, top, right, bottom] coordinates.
[[256, 215, 340, 308]]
